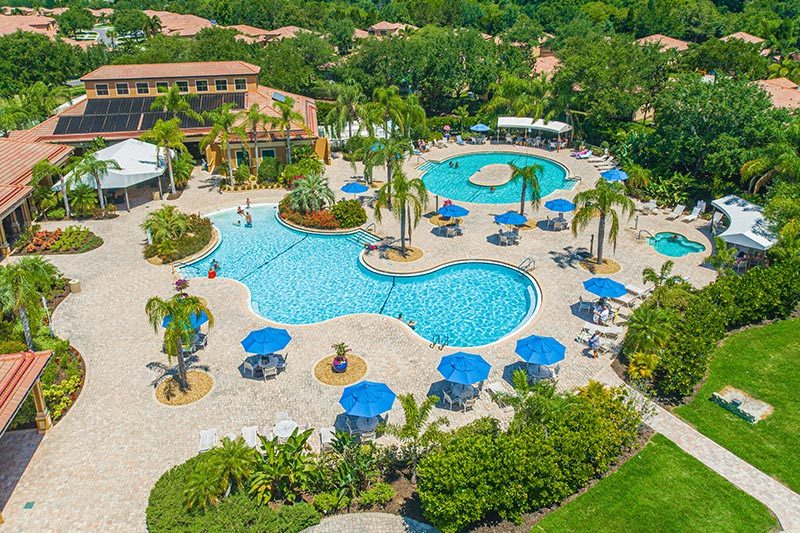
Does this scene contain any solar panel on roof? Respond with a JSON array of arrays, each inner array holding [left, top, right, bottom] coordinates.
[[272, 92, 286, 103]]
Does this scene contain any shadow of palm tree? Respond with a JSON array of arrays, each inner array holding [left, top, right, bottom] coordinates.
[[146, 353, 208, 388], [548, 245, 590, 269]]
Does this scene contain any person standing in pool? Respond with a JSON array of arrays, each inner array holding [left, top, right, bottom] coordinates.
[[246, 198, 251, 209], [245, 211, 253, 227]]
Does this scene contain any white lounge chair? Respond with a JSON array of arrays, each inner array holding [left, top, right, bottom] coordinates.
[[319, 427, 336, 451], [683, 201, 706, 222], [199, 428, 218, 452], [611, 292, 638, 308], [456, 135, 465, 145], [665, 205, 686, 220], [262, 365, 278, 380], [581, 322, 623, 338], [241, 426, 259, 448], [639, 200, 658, 214], [587, 152, 610, 162]]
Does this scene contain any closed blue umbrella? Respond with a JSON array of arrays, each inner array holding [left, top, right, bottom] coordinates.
[[438, 204, 469, 218], [601, 169, 628, 182], [494, 211, 528, 225], [544, 199, 576, 213], [341, 182, 369, 195], [583, 277, 627, 298], [339, 381, 396, 418], [162, 311, 208, 330], [240, 326, 292, 354], [470, 123, 490, 133], [515, 335, 566, 365], [437, 352, 491, 385]]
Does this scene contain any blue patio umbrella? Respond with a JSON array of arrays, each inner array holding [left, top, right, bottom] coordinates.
[[544, 199, 576, 213], [470, 123, 490, 133], [437, 352, 491, 385], [369, 142, 385, 152], [583, 277, 627, 298], [341, 182, 369, 196], [438, 204, 470, 218], [240, 326, 292, 355], [339, 381, 396, 418], [494, 211, 528, 226], [162, 311, 208, 330], [601, 168, 628, 182], [515, 335, 566, 365]]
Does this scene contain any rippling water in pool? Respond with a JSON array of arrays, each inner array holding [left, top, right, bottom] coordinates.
[[648, 232, 707, 257], [181, 205, 539, 347], [421, 151, 571, 204]]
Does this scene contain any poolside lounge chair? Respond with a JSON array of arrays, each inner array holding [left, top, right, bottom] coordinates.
[[319, 427, 336, 451], [665, 205, 686, 220], [241, 426, 259, 448], [199, 429, 218, 452], [683, 201, 706, 222], [581, 322, 623, 338], [611, 292, 638, 308], [587, 152, 610, 162], [456, 135, 465, 145], [640, 200, 658, 214], [626, 285, 651, 299]]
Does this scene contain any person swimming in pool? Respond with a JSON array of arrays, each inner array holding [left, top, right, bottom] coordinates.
[[245, 211, 253, 227], [670, 234, 680, 241], [211, 259, 220, 271], [454, 161, 459, 169], [449, 161, 454, 168], [237, 206, 244, 216], [407, 319, 417, 330]]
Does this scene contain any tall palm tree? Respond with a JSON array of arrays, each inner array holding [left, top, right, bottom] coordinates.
[[451, 104, 469, 131], [0, 257, 59, 349], [374, 168, 428, 254], [509, 163, 543, 215], [150, 84, 203, 123], [326, 84, 364, 138], [271, 97, 307, 165], [201, 103, 246, 186], [144, 294, 213, 391], [68, 153, 121, 214], [642, 260, 681, 289], [396, 94, 426, 139], [740, 120, 800, 192], [571, 180, 635, 265], [141, 118, 186, 195], [364, 138, 409, 207], [287, 174, 334, 213], [31, 159, 64, 215], [383, 393, 448, 483], [484, 75, 551, 118], [371, 86, 404, 139], [243, 104, 270, 171]]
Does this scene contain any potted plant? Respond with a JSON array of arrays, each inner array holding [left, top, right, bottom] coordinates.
[[332, 342, 349, 373]]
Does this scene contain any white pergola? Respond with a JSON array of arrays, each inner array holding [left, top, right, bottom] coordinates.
[[711, 195, 776, 251], [496, 117, 573, 135]]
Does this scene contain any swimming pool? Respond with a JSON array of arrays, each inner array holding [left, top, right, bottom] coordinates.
[[648, 232, 707, 257], [420, 152, 571, 204], [180, 205, 539, 347]]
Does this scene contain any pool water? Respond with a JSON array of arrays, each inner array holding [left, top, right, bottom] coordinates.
[[648, 232, 706, 257], [420, 152, 571, 204], [181, 205, 538, 347]]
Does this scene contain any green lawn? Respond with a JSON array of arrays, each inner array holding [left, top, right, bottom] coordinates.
[[532, 435, 777, 533], [675, 318, 800, 493]]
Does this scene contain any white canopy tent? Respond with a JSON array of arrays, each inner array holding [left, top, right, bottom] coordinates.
[[54, 139, 168, 211], [497, 117, 572, 135], [711, 195, 776, 251]]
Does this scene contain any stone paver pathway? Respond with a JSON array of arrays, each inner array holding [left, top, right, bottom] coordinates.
[[304, 512, 439, 533], [597, 367, 800, 531]]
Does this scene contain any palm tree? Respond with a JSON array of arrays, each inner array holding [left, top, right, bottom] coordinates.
[[68, 153, 121, 214], [571, 180, 635, 265], [150, 84, 203, 123], [383, 393, 448, 483], [374, 168, 428, 254], [141, 205, 190, 244], [740, 121, 800, 192], [271, 96, 307, 165], [371, 86, 404, 139], [30, 159, 64, 216], [509, 163, 543, 215], [396, 94, 426, 139], [287, 174, 334, 213], [707, 236, 737, 271], [201, 103, 246, 186], [0, 257, 59, 349], [624, 306, 674, 353], [144, 294, 213, 391], [141, 118, 186, 195], [145, 15, 162, 37], [364, 138, 410, 207], [243, 104, 270, 171], [642, 260, 681, 289], [484, 75, 551, 118], [68, 182, 99, 217], [326, 84, 364, 138], [451, 104, 469, 131]]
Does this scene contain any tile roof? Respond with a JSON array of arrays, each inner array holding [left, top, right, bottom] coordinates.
[[0, 351, 53, 436], [721, 32, 764, 45], [368, 21, 417, 33], [227, 24, 272, 38], [534, 55, 561, 78], [757, 78, 800, 109], [143, 10, 212, 38], [636, 34, 690, 52], [0, 14, 56, 37], [265, 25, 311, 40], [353, 28, 370, 39], [81, 61, 261, 81], [0, 138, 73, 187]]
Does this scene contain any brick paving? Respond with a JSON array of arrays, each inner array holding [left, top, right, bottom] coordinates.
[[305, 512, 439, 533], [0, 144, 734, 532]]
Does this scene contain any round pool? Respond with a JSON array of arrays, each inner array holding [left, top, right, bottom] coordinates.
[[420, 152, 571, 204], [648, 232, 706, 257], [180, 205, 539, 347]]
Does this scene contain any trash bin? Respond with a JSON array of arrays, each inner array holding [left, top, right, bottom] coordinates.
[[69, 279, 81, 293], [152, 191, 161, 201]]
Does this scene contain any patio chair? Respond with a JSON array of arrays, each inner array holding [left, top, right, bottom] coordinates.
[[345, 416, 359, 436], [319, 427, 336, 451], [665, 205, 686, 220], [456, 135, 465, 145], [260, 426, 274, 440], [442, 391, 460, 411], [682, 203, 702, 222], [577, 296, 593, 315], [243, 358, 262, 379], [461, 396, 477, 412], [199, 429, 218, 452], [241, 426, 259, 448], [275, 353, 288, 372], [485, 381, 511, 409], [262, 365, 278, 380], [360, 430, 377, 443], [194, 333, 208, 351]]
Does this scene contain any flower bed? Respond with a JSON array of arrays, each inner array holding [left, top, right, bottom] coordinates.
[[20, 226, 103, 255], [278, 197, 366, 230]]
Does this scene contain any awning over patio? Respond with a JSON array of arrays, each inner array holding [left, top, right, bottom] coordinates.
[[0, 350, 53, 437], [496, 117, 572, 134], [711, 195, 776, 251]]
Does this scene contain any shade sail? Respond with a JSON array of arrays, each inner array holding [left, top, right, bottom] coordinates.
[[711, 195, 776, 251], [496, 117, 572, 134]]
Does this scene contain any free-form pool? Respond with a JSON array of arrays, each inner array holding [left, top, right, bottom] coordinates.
[[420, 152, 571, 204], [180, 205, 539, 347], [648, 232, 706, 257]]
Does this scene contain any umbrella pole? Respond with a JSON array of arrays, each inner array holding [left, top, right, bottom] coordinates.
[[125, 188, 131, 212]]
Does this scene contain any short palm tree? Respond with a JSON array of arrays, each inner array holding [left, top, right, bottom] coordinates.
[[30, 159, 64, 216], [0, 257, 59, 349], [288, 174, 334, 213], [201, 103, 246, 186], [141, 205, 190, 245], [625, 306, 675, 353], [271, 96, 307, 164], [144, 294, 213, 391], [451, 104, 469, 131], [374, 168, 428, 254], [243, 103, 270, 170], [150, 84, 203, 122], [571, 180, 635, 265], [642, 260, 681, 289], [68, 182, 99, 217], [509, 163, 543, 215], [141, 118, 186, 195], [383, 393, 449, 483], [68, 153, 121, 214]]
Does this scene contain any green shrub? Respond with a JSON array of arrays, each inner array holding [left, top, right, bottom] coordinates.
[[47, 207, 66, 220], [234, 163, 251, 185], [0, 340, 28, 353], [313, 491, 349, 515], [357, 482, 395, 509], [331, 199, 367, 228], [257, 157, 282, 183]]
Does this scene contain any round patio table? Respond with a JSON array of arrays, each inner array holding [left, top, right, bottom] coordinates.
[[356, 416, 379, 432], [452, 383, 475, 399], [258, 355, 278, 369], [273, 419, 298, 439]]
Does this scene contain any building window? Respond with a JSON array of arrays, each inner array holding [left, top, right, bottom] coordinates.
[[95, 84, 109, 96], [195, 80, 208, 92], [234, 78, 247, 91], [155, 82, 169, 93], [215, 79, 228, 91], [176, 81, 189, 93], [115, 83, 129, 95], [260, 148, 276, 159], [135, 82, 150, 95]]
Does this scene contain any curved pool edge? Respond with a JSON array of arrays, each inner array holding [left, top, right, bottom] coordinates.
[[416, 148, 573, 181], [648, 231, 708, 257]]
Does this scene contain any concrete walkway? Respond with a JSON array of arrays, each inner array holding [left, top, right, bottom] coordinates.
[[305, 512, 439, 533], [597, 367, 800, 531]]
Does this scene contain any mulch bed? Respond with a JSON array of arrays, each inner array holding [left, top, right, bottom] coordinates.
[[579, 257, 621, 274], [429, 214, 463, 227], [314, 355, 368, 386], [385, 246, 423, 262], [155, 371, 213, 406]]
